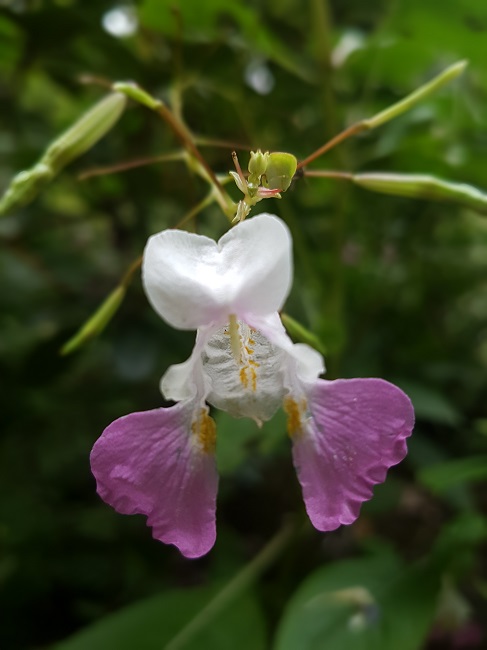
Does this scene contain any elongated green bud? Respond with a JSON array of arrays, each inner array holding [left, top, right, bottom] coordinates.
[[60, 285, 126, 355], [353, 172, 487, 215], [264, 152, 298, 191], [0, 164, 54, 216], [363, 60, 467, 130], [43, 92, 126, 171], [0, 92, 126, 216]]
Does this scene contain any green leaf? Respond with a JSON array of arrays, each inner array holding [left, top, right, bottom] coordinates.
[[395, 382, 462, 426], [216, 408, 287, 474], [0, 15, 24, 75], [274, 554, 441, 650], [216, 411, 261, 474], [419, 456, 487, 493], [53, 581, 267, 650], [139, 0, 313, 81]]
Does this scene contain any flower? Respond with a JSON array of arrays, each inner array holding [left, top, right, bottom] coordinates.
[[91, 214, 414, 558]]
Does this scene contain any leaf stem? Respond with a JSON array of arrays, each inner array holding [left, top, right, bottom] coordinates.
[[164, 519, 297, 650]]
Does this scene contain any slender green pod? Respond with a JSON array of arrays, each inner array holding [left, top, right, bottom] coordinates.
[[0, 92, 126, 216], [353, 173, 487, 215], [61, 285, 126, 355]]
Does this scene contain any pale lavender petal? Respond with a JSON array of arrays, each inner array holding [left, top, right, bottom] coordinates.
[[290, 378, 414, 531], [90, 402, 218, 558]]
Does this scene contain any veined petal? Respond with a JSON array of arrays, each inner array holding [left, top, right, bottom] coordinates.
[[143, 214, 292, 330], [289, 378, 414, 531], [202, 319, 287, 422], [90, 401, 218, 558], [248, 312, 325, 382]]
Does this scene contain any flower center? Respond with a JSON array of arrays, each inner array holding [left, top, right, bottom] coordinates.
[[201, 318, 287, 423]]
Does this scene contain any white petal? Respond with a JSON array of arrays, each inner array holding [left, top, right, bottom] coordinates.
[[142, 214, 292, 330], [247, 312, 325, 383], [160, 326, 214, 401], [291, 343, 325, 382]]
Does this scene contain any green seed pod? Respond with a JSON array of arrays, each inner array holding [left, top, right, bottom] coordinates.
[[61, 284, 127, 355], [0, 92, 126, 217], [353, 173, 487, 215], [264, 152, 298, 191], [43, 92, 127, 172], [0, 164, 54, 216]]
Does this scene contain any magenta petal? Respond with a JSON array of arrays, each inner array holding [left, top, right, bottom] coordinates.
[[291, 378, 414, 532], [90, 404, 218, 558]]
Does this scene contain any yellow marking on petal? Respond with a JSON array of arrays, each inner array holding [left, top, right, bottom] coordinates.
[[239, 366, 249, 388], [248, 338, 255, 345], [283, 396, 308, 438], [248, 359, 260, 367], [250, 367, 257, 392], [245, 346, 254, 355], [229, 314, 241, 362], [192, 408, 217, 454]]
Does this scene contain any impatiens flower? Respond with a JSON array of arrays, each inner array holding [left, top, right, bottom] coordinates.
[[91, 214, 414, 558]]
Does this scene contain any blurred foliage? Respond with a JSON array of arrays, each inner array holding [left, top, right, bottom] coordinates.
[[1, 0, 487, 649]]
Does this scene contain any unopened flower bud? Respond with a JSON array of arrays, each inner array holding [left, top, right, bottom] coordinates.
[[248, 150, 269, 177]]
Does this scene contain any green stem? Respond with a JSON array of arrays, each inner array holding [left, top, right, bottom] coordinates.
[[113, 81, 231, 213], [297, 123, 365, 169], [156, 102, 228, 201], [298, 60, 467, 170], [164, 520, 297, 650], [78, 151, 186, 180]]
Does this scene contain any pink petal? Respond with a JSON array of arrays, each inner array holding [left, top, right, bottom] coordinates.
[[90, 403, 218, 558], [290, 378, 414, 531]]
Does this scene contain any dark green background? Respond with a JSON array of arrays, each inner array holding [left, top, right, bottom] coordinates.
[[1, 0, 486, 648]]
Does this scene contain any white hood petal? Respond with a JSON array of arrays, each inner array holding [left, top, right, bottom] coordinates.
[[142, 214, 292, 330]]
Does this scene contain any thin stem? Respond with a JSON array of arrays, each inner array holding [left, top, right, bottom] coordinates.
[[164, 519, 297, 650], [156, 103, 228, 200], [113, 81, 232, 213], [195, 136, 252, 151], [121, 255, 142, 287], [297, 60, 467, 170], [77, 152, 186, 180], [297, 123, 366, 169], [77, 74, 113, 90], [174, 194, 215, 230]]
